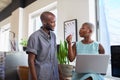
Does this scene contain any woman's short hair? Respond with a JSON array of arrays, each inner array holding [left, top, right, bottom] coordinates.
[[82, 22, 94, 32]]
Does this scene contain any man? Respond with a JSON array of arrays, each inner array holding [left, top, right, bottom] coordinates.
[[26, 11, 59, 80]]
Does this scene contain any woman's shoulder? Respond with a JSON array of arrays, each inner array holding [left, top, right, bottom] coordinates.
[[76, 41, 82, 44], [93, 41, 100, 45], [93, 41, 100, 44]]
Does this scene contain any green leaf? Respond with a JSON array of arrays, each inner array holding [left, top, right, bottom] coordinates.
[[20, 38, 28, 47], [57, 40, 69, 64]]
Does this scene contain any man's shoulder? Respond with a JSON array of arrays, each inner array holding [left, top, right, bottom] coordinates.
[[29, 30, 41, 38], [50, 31, 56, 36]]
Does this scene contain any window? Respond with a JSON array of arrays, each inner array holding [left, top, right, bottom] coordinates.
[[0, 24, 10, 51], [97, 0, 120, 54], [28, 2, 57, 37], [97, 0, 120, 45], [104, 0, 120, 45]]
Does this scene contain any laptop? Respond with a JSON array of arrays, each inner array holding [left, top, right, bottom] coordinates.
[[75, 54, 110, 74]]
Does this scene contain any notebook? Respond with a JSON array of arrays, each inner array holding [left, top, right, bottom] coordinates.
[[75, 54, 110, 74]]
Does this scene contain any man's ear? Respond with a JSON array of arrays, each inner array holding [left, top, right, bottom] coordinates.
[[42, 20, 47, 25]]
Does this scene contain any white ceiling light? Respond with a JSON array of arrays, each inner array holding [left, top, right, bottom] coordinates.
[[0, 0, 12, 12]]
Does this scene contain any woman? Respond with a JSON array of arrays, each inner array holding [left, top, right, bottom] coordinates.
[[66, 22, 105, 80]]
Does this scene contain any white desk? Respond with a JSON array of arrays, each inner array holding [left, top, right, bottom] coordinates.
[[65, 76, 120, 80], [105, 76, 120, 80], [105, 63, 120, 80], [65, 63, 120, 80]]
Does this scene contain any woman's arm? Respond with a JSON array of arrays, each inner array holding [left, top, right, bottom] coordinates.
[[28, 53, 37, 80], [68, 43, 76, 62], [66, 35, 76, 62], [99, 44, 105, 54]]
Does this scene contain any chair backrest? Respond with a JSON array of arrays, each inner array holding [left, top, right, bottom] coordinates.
[[17, 66, 29, 80]]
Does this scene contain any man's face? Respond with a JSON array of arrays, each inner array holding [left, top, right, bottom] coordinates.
[[45, 15, 56, 31]]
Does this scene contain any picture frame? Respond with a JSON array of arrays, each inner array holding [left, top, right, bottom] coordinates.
[[64, 19, 77, 42]]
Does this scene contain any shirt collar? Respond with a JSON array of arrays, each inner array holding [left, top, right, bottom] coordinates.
[[40, 27, 51, 39]]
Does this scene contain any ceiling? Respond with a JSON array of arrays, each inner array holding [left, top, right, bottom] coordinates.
[[0, 0, 12, 12]]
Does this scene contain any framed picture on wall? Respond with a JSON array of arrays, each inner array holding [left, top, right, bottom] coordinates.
[[64, 19, 77, 42]]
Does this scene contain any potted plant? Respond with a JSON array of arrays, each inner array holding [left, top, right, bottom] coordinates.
[[57, 40, 73, 78], [20, 38, 27, 51]]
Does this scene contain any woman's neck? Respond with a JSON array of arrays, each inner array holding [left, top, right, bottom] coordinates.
[[82, 37, 93, 44]]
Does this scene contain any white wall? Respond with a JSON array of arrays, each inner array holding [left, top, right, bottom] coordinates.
[[0, 0, 96, 44], [57, 0, 96, 43], [11, 8, 24, 39], [0, 8, 24, 50], [0, 8, 23, 40], [0, 17, 11, 27]]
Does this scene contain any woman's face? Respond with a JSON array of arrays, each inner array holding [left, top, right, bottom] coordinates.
[[79, 24, 91, 37]]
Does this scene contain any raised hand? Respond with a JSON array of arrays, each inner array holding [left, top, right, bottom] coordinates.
[[66, 34, 72, 44]]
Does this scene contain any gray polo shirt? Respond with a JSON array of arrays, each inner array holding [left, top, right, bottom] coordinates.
[[26, 28, 59, 80]]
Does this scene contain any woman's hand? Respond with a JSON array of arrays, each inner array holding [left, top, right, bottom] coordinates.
[[66, 34, 72, 44]]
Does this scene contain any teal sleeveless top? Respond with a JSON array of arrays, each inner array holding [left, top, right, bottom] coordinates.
[[76, 41, 99, 54], [72, 41, 104, 80]]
